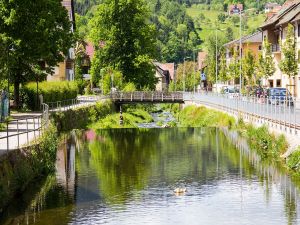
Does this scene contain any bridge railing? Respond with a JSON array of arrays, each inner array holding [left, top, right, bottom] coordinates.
[[111, 91, 183, 102]]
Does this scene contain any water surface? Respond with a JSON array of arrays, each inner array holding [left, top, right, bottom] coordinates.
[[1, 128, 300, 225]]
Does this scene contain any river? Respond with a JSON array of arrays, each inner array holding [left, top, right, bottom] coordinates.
[[1, 127, 300, 225]]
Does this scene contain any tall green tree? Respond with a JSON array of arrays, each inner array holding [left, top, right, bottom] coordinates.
[[279, 23, 298, 94], [0, 0, 73, 107], [242, 48, 256, 86], [228, 48, 240, 83], [219, 50, 229, 82], [89, 0, 158, 90], [257, 39, 275, 83]]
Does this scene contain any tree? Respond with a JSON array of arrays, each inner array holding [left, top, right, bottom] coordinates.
[[219, 50, 229, 82], [89, 0, 158, 90], [0, 0, 73, 107], [228, 48, 240, 83], [225, 27, 234, 42], [242, 49, 256, 86], [257, 39, 275, 83], [279, 23, 298, 95]]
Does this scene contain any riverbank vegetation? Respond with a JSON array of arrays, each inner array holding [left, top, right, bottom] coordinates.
[[0, 122, 58, 212], [90, 106, 154, 129], [175, 104, 290, 164], [178, 105, 236, 128]]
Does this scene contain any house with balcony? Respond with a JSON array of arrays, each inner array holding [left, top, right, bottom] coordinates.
[[260, 0, 300, 95], [47, 0, 76, 81], [224, 31, 263, 85]]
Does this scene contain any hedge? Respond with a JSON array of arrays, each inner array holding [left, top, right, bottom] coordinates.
[[23, 81, 78, 110]]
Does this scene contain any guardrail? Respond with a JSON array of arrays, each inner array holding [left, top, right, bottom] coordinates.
[[0, 103, 49, 151], [0, 95, 107, 151], [46, 95, 107, 111], [111, 91, 184, 103], [185, 92, 299, 135]]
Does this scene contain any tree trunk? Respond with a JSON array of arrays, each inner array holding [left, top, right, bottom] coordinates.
[[13, 80, 20, 109]]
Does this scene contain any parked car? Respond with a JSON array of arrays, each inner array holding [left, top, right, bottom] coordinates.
[[221, 86, 239, 98], [267, 88, 294, 106]]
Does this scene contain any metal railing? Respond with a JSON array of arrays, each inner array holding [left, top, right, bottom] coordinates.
[[185, 92, 299, 135], [0, 104, 49, 151], [111, 91, 184, 103], [46, 95, 106, 111], [0, 95, 105, 151]]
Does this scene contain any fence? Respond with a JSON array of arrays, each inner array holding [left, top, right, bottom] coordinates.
[[0, 95, 105, 151], [0, 103, 49, 151], [111, 91, 184, 103], [185, 92, 299, 135], [46, 95, 107, 111]]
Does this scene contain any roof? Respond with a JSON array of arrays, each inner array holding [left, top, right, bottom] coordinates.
[[277, 3, 300, 26], [265, 2, 281, 8], [260, 0, 300, 29], [198, 52, 207, 70], [153, 62, 175, 80], [224, 31, 263, 47], [86, 42, 95, 58]]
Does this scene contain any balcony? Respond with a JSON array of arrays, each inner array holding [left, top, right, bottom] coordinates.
[[271, 44, 281, 53]]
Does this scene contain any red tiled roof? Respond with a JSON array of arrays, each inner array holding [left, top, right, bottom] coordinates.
[[198, 52, 207, 70], [86, 42, 95, 59]]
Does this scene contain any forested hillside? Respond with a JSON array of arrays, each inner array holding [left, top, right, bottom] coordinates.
[[74, 0, 284, 63]]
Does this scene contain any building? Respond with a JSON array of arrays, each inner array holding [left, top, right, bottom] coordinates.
[[265, 2, 281, 13], [153, 62, 174, 91], [47, 0, 75, 81], [260, 0, 300, 95], [198, 51, 207, 71], [228, 4, 243, 15]]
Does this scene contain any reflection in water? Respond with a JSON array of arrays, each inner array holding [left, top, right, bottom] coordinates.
[[1, 128, 300, 225]]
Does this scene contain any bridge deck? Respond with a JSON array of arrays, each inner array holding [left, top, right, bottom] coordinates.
[[111, 92, 184, 104]]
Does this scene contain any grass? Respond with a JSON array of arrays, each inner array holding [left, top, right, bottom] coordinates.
[[90, 108, 154, 129], [178, 105, 235, 128], [186, 8, 266, 50]]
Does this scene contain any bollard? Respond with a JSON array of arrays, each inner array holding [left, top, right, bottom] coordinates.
[[26, 118, 29, 143]]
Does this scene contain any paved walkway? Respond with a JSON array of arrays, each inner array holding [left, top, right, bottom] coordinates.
[[0, 97, 101, 154], [0, 112, 42, 154]]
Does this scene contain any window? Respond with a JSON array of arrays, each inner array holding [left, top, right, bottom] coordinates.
[[269, 80, 274, 88], [276, 79, 281, 87], [298, 24, 300, 37], [259, 45, 262, 50]]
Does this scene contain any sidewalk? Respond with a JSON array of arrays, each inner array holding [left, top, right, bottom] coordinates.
[[0, 112, 42, 154], [0, 98, 100, 154]]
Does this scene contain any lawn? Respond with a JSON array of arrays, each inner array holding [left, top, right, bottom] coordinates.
[[186, 8, 266, 50]]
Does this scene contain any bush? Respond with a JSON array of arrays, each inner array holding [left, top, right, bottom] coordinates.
[[0, 121, 58, 211], [23, 81, 78, 110], [179, 105, 235, 128], [246, 125, 287, 159], [52, 100, 113, 132], [287, 149, 300, 172]]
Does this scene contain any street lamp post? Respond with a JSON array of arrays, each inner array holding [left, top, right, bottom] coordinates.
[[6, 44, 15, 116], [239, 10, 243, 92], [183, 56, 191, 92]]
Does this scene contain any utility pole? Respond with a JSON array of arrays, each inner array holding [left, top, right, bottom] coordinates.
[[193, 50, 196, 94], [239, 10, 243, 92], [215, 26, 218, 93], [183, 57, 186, 92]]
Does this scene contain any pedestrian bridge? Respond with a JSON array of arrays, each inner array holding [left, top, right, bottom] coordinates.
[[111, 91, 184, 104]]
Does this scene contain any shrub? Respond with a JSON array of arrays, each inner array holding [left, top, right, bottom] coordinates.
[[23, 81, 78, 110], [287, 149, 300, 172]]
